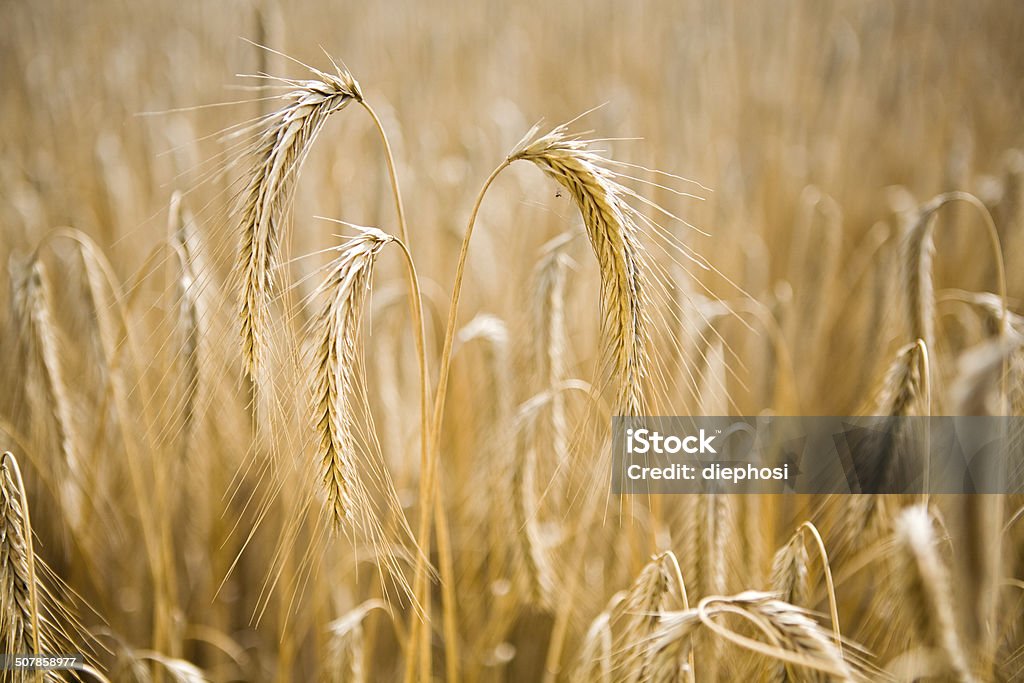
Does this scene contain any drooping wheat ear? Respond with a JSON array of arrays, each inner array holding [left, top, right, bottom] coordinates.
[[835, 341, 928, 559], [509, 125, 650, 416], [699, 592, 856, 682], [902, 200, 941, 354], [901, 192, 1009, 380], [237, 62, 362, 377], [768, 523, 844, 682], [0, 452, 45, 659], [867, 340, 929, 494], [14, 259, 81, 493], [648, 592, 858, 682], [532, 234, 574, 466], [874, 339, 927, 419], [611, 551, 689, 683], [311, 227, 393, 529], [893, 505, 976, 683]]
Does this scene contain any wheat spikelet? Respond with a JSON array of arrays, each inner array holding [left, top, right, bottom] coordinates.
[[893, 505, 976, 682], [236, 61, 362, 377], [310, 226, 393, 528], [509, 124, 650, 416]]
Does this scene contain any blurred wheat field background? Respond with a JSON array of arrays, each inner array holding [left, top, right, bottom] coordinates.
[[2, 1, 1024, 681]]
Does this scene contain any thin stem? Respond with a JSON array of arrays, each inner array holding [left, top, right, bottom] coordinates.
[[404, 158, 510, 683], [391, 237, 437, 683], [362, 102, 409, 245], [796, 521, 843, 659], [429, 159, 511, 452], [359, 100, 449, 682]]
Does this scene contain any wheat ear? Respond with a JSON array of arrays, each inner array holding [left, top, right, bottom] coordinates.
[[310, 227, 392, 528], [14, 260, 81, 502], [611, 551, 690, 683], [532, 234, 574, 466], [509, 124, 650, 416], [326, 600, 389, 683], [893, 505, 976, 682], [0, 452, 45, 661], [901, 192, 1008, 388], [170, 193, 201, 461], [237, 63, 361, 377]]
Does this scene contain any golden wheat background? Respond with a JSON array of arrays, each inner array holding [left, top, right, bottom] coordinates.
[[2, 1, 1024, 681]]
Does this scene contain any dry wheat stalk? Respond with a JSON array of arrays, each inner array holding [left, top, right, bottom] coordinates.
[[893, 505, 976, 682], [509, 124, 650, 416], [310, 227, 393, 528], [236, 63, 362, 377]]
